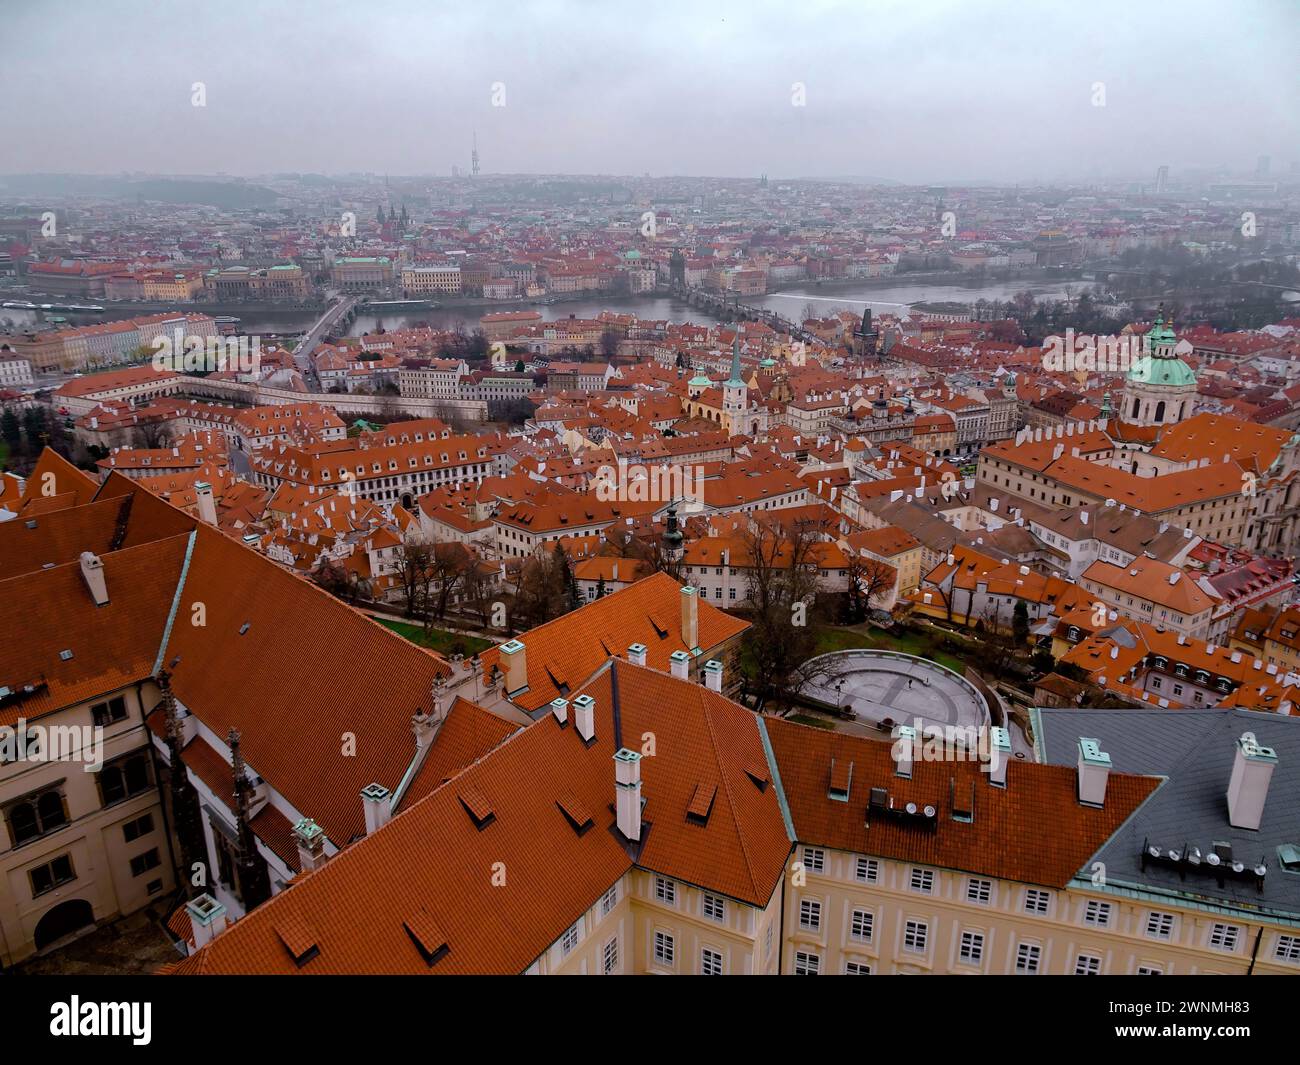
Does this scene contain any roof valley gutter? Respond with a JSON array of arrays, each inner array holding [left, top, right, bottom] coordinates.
[[611, 658, 623, 751], [152, 529, 197, 676]]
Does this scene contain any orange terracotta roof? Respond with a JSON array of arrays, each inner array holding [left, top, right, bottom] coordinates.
[[479, 571, 748, 713], [765, 716, 1159, 888], [169, 658, 790, 974]]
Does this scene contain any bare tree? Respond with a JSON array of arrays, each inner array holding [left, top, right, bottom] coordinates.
[[429, 541, 472, 621], [394, 539, 437, 621], [843, 553, 896, 623], [130, 419, 173, 450], [740, 519, 823, 711]]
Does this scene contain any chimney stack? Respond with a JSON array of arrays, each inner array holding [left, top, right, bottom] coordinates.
[[1076, 738, 1111, 806], [987, 726, 1012, 787], [550, 697, 568, 726], [293, 817, 327, 871], [680, 585, 699, 650], [893, 724, 916, 779], [627, 642, 647, 667], [499, 639, 527, 694], [669, 650, 690, 680], [573, 694, 595, 742], [614, 748, 642, 842], [185, 894, 228, 950], [703, 659, 723, 692], [361, 783, 392, 835], [79, 551, 109, 605], [1226, 732, 1277, 831], [194, 480, 218, 526]]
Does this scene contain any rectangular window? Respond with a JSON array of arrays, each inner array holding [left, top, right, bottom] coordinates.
[[1209, 923, 1240, 952], [91, 696, 128, 727], [903, 920, 928, 953], [850, 909, 873, 942], [1274, 936, 1300, 963], [601, 884, 618, 916], [123, 813, 154, 843], [966, 878, 992, 904], [845, 961, 871, 974], [654, 877, 675, 905], [959, 931, 984, 964], [1083, 899, 1111, 927], [1015, 943, 1041, 974], [855, 857, 879, 883], [701, 948, 724, 975], [799, 898, 821, 932], [1136, 964, 1163, 975], [1024, 888, 1050, 915], [129, 848, 161, 877], [1145, 912, 1175, 940], [29, 854, 75, 897], [703, 893, 725, 922], [910, 868, 934, 894], [561, 922, 580, 956], [802, 847, 825, 873], [1075, 954, 1101, 975], [793, 950, 820, 975], [603, 937, 618, 975], [653, 931, 674, 966]]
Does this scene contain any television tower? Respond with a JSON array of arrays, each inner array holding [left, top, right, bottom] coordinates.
[[471, 131, 480, 178]]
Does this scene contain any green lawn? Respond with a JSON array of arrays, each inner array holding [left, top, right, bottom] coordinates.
[[787, 713, 836, 730], [812, 625, 966, 675], [375, 618, 494, 657]]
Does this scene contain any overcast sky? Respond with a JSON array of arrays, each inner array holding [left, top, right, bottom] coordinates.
[[3, 0, 1297, 184]]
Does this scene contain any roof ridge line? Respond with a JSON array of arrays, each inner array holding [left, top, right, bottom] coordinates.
[[700, 687, 762, 899], [153, 528, 197, 676]]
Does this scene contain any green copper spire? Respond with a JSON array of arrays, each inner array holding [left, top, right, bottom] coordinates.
[[726, 332, 744, 387]]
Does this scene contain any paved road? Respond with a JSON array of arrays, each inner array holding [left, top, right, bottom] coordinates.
[[292, 295, 359, 391]]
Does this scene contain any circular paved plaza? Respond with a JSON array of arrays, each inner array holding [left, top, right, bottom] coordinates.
[[801, 649, 990, 734]]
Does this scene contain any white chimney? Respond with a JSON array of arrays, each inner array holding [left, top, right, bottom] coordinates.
[[361, 782, 392, 834], [550, 697, 569, 726], [680, 584, 699, 649], [987, 726, 1012, 787], [893, 724, 916, 779], [79, 551, 109, 605], [614, 748, 642, 841], [194, 480, 218, 525], [499, 639, 527, 694], [1077, 738, 1111, 807], [669, 649, 690, 680], [573, 694, 595, 742], [627, 642, 647, 667], [186, 893, 227, 950], [703, 659, 723, 692], [293, 817, 327, 871], [1226, 732, 1278, 831]]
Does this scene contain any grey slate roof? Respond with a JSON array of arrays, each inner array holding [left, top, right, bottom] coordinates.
[[1034, 706, 1300, 921]]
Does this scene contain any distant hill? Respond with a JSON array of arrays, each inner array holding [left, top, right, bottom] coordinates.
[[0, 174, 278, 209]]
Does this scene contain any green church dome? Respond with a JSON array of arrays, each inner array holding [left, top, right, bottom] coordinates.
[[1126, 354, 1197, 388]]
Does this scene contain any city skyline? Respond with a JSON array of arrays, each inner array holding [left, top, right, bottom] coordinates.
[[3, 0, 1297, 184]]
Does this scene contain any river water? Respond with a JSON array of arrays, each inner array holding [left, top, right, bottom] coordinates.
[[1, 277, 1087, 338]]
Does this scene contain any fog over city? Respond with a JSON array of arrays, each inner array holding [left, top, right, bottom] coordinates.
[[3, 0, 1297, 182]]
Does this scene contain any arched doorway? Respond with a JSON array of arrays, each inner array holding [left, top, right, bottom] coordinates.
[[400, 492, 414, 510], [34, 899, 94, 951], [1154, 400, 1166, 423]]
